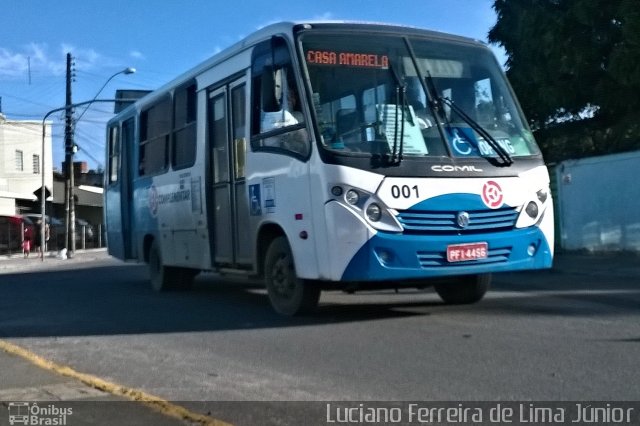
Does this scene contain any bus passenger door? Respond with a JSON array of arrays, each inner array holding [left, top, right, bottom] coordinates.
[[207, 77, 250, 267], [120, 118, 135, 259]]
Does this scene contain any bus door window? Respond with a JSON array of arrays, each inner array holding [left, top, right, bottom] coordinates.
[[107, 126, 119, 184], [231, 84, 247, 179], [208, 88, 233, 264], [250, 37, 309, 158], [210, 92, 229, 184], [231, 82, 251, 263]]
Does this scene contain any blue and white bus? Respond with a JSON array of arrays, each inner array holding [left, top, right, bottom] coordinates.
[[105, 21, 553, 315]]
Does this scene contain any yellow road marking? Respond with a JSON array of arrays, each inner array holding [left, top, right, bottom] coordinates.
[[0, 339, 233, 426]]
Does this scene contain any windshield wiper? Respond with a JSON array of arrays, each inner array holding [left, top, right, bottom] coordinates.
[[437, 92, 513, 165], [402, 37, 513, 166], [387, 60, 406, 164], [425, 73, 513, 166], [402, 37, 450, 156]]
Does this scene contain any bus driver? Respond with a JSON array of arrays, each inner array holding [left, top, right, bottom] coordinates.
[[261, 70, 308, 154]]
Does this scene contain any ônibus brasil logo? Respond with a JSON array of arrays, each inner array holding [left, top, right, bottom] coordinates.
[[8, 402, 73, 425]]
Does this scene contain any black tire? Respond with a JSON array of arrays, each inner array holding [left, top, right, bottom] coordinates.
[[176, 267, 199, 291], [148, 240, 185, 291], [434, 274, 491, 305], [264, 236, 320, 316]]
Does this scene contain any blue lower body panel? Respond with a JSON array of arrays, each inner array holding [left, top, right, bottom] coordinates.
[[341, 227, 552, 281]]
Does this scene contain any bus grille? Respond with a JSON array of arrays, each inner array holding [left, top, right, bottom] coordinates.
[[396, 207, 519, 234], [417, 246, 512, 268]]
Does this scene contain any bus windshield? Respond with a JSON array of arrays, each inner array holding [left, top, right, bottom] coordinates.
[[301, 32, 540, 162]]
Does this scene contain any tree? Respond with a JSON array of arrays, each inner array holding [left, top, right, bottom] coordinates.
[[488, 0, 640, 161]]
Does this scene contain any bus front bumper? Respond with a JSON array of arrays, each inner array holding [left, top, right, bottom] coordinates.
[[340, 227, 553, 282]]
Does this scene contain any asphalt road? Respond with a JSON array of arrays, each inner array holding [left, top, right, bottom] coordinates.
[[1, 251, 639, 425]]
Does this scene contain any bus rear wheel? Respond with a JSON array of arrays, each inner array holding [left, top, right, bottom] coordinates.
[[434, 274, 491, 305], [264, 236, 320, 316], [148, 240, 194, 291]]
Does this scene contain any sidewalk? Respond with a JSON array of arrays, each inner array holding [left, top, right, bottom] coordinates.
[[0, 248, 110, 273], [0, 248, 223, 425], [0, 346, 190, 425]]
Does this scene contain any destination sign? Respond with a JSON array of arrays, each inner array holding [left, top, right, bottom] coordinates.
[[306, 50, 389, 69]]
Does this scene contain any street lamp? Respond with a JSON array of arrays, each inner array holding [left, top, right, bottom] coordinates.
[[75, 67, 136, 123], [66, 67, 135, 256], [40, 95, 137, 261]]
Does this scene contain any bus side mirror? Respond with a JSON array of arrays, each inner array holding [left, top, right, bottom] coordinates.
[[261, 66, 281, 112]]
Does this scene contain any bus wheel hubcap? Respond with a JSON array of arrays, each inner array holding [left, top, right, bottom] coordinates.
[[273, 255, 293, 297]]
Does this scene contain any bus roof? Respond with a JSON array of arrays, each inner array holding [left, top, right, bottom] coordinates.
[[109, 20, 483, 120]]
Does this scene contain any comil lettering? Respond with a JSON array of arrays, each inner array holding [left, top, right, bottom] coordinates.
[[431, 165, 484, 172]]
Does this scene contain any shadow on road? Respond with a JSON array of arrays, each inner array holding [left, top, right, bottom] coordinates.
[[474, 267, 640, 317], [0, 264, 443, 338], [1, 257, 639, 338]]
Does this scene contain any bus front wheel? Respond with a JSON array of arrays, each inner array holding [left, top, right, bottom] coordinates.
[[264, 236, 320, 316], [434, 274, 491, 305]]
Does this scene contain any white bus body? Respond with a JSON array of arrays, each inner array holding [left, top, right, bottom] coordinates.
[[105, 22, 554, 315]]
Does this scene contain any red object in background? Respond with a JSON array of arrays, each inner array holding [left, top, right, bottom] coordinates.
[[0, 215, 35, 251]]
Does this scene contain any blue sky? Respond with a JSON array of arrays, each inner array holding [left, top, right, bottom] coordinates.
[[0, 0, 502, 171]]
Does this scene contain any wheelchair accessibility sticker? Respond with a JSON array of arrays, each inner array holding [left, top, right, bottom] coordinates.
[[446, 127, 516, 158], [446, 127, 477, 156], [249, 177, 277, 216]]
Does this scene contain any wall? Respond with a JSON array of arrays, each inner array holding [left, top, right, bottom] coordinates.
[[556, 150, 640, 252], [0, 118, 53, 207], [0, 197, 15, 215]]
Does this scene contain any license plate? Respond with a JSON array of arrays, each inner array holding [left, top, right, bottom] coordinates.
[[446, 242, 488, 263]]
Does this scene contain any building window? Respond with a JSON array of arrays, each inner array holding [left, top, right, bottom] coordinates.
[[15, 150, 24, 171], [33, 154, 40, 174]]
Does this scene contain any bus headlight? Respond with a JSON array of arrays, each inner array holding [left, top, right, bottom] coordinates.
[[525, 201, 539, 219], [366, 203, 382, 222], [515, 186, 552, 229], [536, 189, 549, 204], [345, 189, 360, 205], [329, 183, 403, 232]]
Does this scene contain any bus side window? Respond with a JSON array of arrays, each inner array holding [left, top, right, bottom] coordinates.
[[139, 96, 171, 176], [250, 37, 309, 158], [172, 82, 197, 170]]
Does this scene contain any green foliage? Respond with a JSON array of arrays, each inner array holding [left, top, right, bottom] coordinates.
[[489, 0, 640, 162]]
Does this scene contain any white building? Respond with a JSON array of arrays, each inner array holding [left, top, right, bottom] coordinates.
[[0, 113, 53, 215]]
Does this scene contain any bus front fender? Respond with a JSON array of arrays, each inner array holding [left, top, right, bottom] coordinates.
[[323, 200, 375, 281]]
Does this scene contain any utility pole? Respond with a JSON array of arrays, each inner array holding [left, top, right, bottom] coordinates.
[[64, 52, 76, 255]]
